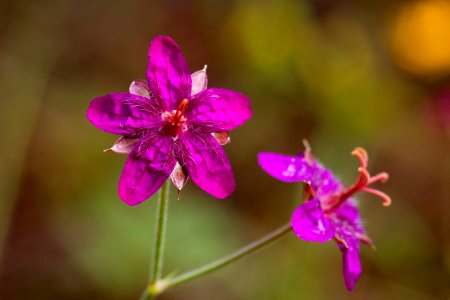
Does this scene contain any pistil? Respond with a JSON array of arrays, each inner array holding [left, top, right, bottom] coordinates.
[[327, 147, 391, 212], [161, 99, 189, 138]]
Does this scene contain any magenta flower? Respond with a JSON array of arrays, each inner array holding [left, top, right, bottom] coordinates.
[[258, 143, 390, 291], [87, 36, 252, 205]]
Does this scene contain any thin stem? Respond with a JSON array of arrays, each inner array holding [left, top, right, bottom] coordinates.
[[149, 222, 292, 297], [151, 181, 170, 281], [140, 181, 170, 300]]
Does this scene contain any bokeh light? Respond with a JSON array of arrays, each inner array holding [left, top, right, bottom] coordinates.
[[390, 0, 450, 77]]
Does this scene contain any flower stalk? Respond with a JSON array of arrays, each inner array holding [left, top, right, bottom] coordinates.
[[140, 181, 170, 300], [145, 222, 292, 298]]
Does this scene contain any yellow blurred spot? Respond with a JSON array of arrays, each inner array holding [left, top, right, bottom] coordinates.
[[390, 0, 450, 76]]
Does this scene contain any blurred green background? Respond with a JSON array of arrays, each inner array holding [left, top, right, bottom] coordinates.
[[1, 0, 449, 299]]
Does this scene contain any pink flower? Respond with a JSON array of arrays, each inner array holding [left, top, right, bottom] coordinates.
[[87, 36, 252, 205], [258, 143, 390, 291]]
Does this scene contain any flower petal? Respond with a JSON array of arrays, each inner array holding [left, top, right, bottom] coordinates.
[[291, 198, 335, 242], [106, 136, 138, 154], [170, 161, 189, 191], [118, 134, 176, 205], [312, 168, 341, 197], [338, 238, 362, 291], [191, 65, 208, 96], [258, 152, 316, 183], [177, 132, 235, 198], [129, 80, 150, 98], [335, 200, 362, 228], [86, 93, 159, 135], [187, 88, 252, 131], [147, 36, 192, 110], [212, 131, 231, 145]]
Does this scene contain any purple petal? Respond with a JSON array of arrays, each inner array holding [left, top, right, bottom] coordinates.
[[191, 65, 208, 96], [86, 93, 159, 135], [338, 238, 362, 291], [118, 134, 176, 205], [291, 198, 335, 242], [187, 88, 252, 131], [335, 200, 362, 227], [106, 136, 138, 154], [258, 152, 316, 183], [177, 132, 235, 199], [146, 36, 192, 110], [313, 168, 341, 197], [129, 80, 150, 98]]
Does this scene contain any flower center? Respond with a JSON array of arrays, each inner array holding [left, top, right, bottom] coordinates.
[[161, 99, 189, 138], [326, 147, 391, 212]]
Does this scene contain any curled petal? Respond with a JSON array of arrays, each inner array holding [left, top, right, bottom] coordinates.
[[105, 136, 138, 154], [258, 152, 315, 183], [177, 133, 235, 199], [129, 80, 150, 98], [86, 93, 159, 135], [191, 65, 208, 96], [187, 88, 252, 131], [338, 238, 362, 291], [119, 134, 176, 205], [291, 198, 335, 242], [147, 36, 192, 110]]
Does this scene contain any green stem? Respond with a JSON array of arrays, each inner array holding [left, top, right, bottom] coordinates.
[[149, 222, 292, 297], [140, 181, 170, 300]]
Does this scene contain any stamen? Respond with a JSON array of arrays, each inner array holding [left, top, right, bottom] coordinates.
[[367, 172, 389, 184], [302, 139, 314, 165], [162, 111, 172, 120], [303, 183, 315, 201], [351, 147, 368, 169], [329, 147, 391, 212], [161, 99, 189, 138], [355, 232, 376, 249], [357, 167, 371, 184], [169, 99, 189, 124], [334, 236, 348, 248], [360, 187, 392, 206], [177, 99, 189, 116]]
